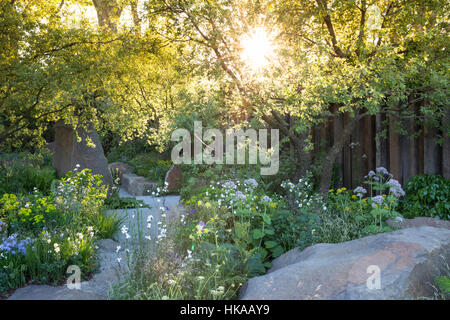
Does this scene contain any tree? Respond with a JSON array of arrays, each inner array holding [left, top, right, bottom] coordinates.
[[0, 0, 180, 151], [148, 0, 449, 192]]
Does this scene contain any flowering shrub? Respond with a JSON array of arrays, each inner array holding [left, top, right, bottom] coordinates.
[[0, 192, 57, 233], [320, 168, 404, 242], [52, 167, 107, 212], [279, 174, 323, 250], [0, 167, 120, 296], [182, 178, 293, 276]]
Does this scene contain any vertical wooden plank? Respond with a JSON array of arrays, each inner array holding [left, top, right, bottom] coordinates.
[[332, 108, 344, 188], [376, 112, 389, 170], [343, 113, 352, 187], [389, 116, 400, 180], [442, 106, 450, 179], [424, 123, 442, 175]]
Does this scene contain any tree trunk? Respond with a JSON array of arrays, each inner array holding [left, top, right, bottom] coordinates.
[[292, 131, 312, 181], [320, 112, 361, 194], [92, 0, 124, 32]]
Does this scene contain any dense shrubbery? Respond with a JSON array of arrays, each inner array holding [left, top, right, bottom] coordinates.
[[0, 168, 121, 296], [400, 174, 449, 220], [0, 151, 57, 195], [111, 166, 415, 300], [319, 168, 404, 243]]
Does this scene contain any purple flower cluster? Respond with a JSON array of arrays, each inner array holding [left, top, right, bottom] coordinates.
[[353, 186, 367, 198], [376, 167, 389, 176], [371, 195, 384, 208], [0, 233, 33, 256], [386, 179, 405, 198], [244, 179, 258, 189], [235, 191, 246, 201], [222, 181, 237, 190]]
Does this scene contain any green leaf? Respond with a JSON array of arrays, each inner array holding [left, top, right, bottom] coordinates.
[[264, 240, 278, 249], [270, 245, 285, 258], [252, 229, 264, 239], [262, 214, 271, 224]]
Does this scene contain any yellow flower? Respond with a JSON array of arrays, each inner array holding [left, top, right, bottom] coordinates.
[[345, 206, 350, 211], [270, 202, 277, 208], [203, 228, 210, 233], [351, 195, 357, 200], [329, 189, 334, 193], [197, 200, 202, 205], [251, 207, 256, 212], [337, 188, 343, 194], [384, 206, 389, 210]]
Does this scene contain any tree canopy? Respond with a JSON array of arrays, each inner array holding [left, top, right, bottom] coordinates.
[[1, 0, 448, 191]]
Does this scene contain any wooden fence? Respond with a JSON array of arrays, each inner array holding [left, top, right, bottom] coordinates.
[[312, 108, 450, 189]]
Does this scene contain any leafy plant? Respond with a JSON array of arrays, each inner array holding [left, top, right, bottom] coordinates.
[[400, 174, 449, 220]]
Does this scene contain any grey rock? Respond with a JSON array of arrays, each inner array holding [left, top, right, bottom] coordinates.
[[387, 217, 450, 230], [121, 173, 157, 196], [164, 164, 183, 192], [239, 226, 450, 300], [53, 121, 113, 191], [108, 162, 134, 179]]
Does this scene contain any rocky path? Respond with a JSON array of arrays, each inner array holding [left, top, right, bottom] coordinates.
[[8, 190, 182, 300]]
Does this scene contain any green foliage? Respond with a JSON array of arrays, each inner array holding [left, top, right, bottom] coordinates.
[[319, 168, 405, 243], [400, 174, 450, 220], [434, 276, 450, 298], [104, 197, 150, 210], [128, 155, 172, 183], [0, 152, 57, 195]]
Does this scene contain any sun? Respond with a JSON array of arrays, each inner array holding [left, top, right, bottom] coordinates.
[[240, 27, 275, 72]]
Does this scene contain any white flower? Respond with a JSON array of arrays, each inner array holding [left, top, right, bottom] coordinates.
[[197, 276, 205, 281], [116, 246, 121, 253], [167, 279, 176, 285], [117, 258, 122, 263], [121, 226, 128, 234], [145, 236, 151, 241], [54, 243, 60, 253]]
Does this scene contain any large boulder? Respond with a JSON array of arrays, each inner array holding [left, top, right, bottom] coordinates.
[[387, 217, 450, 230], [108, 161, 134, 180], [239, 226, 450, 300], [121, 173, 157, 196], [164, 164, 183, 192], [53, 121, 113, 190]]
